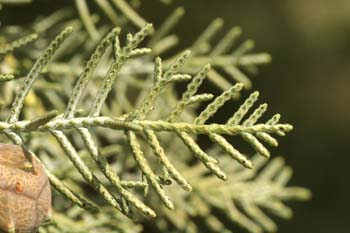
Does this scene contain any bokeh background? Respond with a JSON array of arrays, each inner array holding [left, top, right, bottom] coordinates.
[[1, 1, 349, 232]]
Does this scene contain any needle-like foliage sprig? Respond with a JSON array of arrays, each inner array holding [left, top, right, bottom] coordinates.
[[0, 2, 310, 233], [0, 24, 293, 220]]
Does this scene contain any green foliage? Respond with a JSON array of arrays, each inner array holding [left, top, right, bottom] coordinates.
[[0, 1, 310, 233]]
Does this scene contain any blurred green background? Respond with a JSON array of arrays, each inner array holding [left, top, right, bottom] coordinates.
[[1, 0, 349, 232]]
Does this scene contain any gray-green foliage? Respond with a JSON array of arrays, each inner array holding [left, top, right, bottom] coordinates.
[[0, 1, 310, 233]]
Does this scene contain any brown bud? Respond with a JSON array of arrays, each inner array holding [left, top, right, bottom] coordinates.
[[0, 144, 51, 233]]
